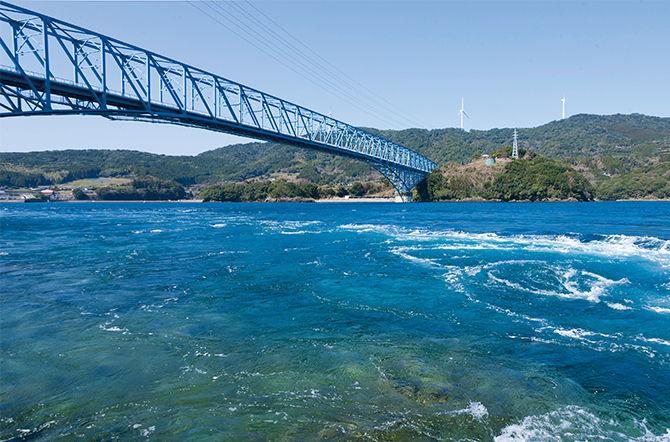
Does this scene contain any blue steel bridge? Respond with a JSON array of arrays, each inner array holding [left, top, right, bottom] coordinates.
[[0, 2, 436, 200]]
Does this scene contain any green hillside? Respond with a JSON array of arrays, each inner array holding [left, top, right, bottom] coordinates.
[[414, 148, 595, 202], [1, 113, 668, 200], [0, 144, 378, 188], [369, 113, 670, 170], [596, 162, 670, 200]]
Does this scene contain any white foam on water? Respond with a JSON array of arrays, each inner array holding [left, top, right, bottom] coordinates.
[[262, 219, 322, 230], [340, 223, 405, 237], [441, 263, 489, 287], [535, 325, 667, 361], [494, 406, 670, 442], [212, 223, 226, 228], [556, 269, 627, 303], [488, 272, 526, 292], [436, 401, 490, 421], [488, 266, 627, 303], [409, 242, 516, 252], [393, 251, 440, 267], [139, 426, 155, 437], [482, 298, 667, 360], [552, 327, 597, 341], [339, 224, 670, 267], [486, 302, 548, 326], [99, 323, 129, 334], [648, 306, 670, 315], [608, 302, 633, 310], [442, 266, 464, 284], [523, 234, 670, 268], [459, 402, 489, 421], [548, 325, 620, 341], [635, 335, 670, 347], [392, 236, 649, 311]]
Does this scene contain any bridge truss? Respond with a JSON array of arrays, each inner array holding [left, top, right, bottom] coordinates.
[[0, 2, 436, 197]]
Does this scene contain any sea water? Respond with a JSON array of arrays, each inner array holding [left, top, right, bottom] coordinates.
[[1, 201, 669, 441]]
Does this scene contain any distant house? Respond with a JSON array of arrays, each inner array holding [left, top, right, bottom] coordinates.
[[40, 189, 58, 196], [39, 189, 59, 200], [481, 154, 490, 159]]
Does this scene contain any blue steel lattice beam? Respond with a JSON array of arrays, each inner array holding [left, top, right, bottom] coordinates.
[[0, 2, 437, 196]]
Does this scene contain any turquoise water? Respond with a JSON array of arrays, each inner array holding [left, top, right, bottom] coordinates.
[[1, 202, 669, 441]]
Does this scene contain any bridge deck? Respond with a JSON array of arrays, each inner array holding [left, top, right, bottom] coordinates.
[[0, 1, 436, 196]]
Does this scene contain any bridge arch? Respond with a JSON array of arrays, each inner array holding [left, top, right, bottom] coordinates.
[[0, 2, 436, 199]]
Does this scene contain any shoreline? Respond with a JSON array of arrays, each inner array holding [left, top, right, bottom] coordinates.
[[2, 198, 668, 204], [316, 197, 395, 203]]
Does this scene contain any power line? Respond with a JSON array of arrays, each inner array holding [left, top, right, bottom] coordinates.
[[188, 0, 426, 129], [204, 1, 407, 127], [225, 0, 428, 128], [241, 0, 429, 128], [187, 1, 390, 125], [196, 0, 411, 128]]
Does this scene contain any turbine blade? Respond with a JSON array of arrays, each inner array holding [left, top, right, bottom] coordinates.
[[463, 111, 470, 119]]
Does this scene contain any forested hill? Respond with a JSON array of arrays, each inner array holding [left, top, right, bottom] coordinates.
[[368, 113, 670, 169], [0, 143, 373, 188], [1, 113, 669, 195]]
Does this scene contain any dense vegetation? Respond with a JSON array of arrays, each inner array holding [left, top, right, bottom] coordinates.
[[80, 178, 187, 201], [415, 152, 595, 202], [596, 162, 670, 200], [487, 155, 594, 201], [0, 143, 377, 188], [369, 113, 670, 170], [1, 113, 668, 201], [199, 179, 390, 202], [200, 179, 318, 202]]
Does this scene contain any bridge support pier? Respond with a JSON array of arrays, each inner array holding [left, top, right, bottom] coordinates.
[[395, 193, 412, 203]]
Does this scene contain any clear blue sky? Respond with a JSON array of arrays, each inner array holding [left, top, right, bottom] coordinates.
[[1, 1, 668, 156]]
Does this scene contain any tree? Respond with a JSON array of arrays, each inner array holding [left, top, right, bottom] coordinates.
[[72, 188, 89, 200], [349, 182, 365, 196]]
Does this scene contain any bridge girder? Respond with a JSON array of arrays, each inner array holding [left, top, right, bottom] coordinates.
[[0, 2, 436, 195]]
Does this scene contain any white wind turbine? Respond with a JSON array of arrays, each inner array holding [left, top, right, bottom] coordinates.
[[561, 95, 566, 119], [458, 98, 469, 130]]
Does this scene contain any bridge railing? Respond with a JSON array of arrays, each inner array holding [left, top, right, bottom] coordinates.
[[0, 2, 437, 194]]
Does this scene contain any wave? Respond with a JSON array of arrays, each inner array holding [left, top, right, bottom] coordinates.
[[444, 401, 489, 421], [434, 257, 627, 305], [550, 327, 621, 342], [261, 220, 323, 229], [607, 302, 633, 310], [494, 405, 670, 441], [392, 251, 441, 267], [487, 267, 629, 303], [99, 323, 129, 334], [340, 224, 670, 267]]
